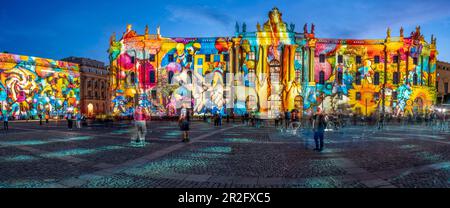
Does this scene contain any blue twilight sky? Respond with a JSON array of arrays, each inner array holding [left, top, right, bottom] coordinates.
[[1, 0, 450, 63]]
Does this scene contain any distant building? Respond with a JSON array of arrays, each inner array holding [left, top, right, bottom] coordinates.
[[437, 61, 450, 104], [61, 57, 110, 117]]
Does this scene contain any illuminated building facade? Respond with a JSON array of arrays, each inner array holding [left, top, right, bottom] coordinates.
[[0, 53, 80, 119], [109, 8, 438, 118]]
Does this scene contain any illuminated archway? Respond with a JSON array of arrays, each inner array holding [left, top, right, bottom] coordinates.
[[87, 103, 94, 117]]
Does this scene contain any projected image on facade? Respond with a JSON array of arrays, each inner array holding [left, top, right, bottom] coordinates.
[[109, 8, 438, 118], [0, 53, 80, 118]]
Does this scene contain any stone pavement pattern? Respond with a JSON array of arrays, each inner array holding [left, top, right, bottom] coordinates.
[[0, 120, 449, 188]]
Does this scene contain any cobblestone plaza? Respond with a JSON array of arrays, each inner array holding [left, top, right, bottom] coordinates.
[[0, 120, 448, 188]]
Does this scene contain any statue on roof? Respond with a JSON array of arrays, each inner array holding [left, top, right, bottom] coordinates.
[[145, 25, 149, 35], [235, 22, 240, 33], [387, 27, 391, 38], [263, 7, 288, 33], [311, 23, 315, 34], [400, 27, 404, 37], [303, 23, 308, 34], [257, 22, 262, 32], [290, 23, 295, 32], [242, 22, 247, 33], [109, 32, 116, 46]]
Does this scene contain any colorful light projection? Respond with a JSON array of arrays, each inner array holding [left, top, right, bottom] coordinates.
[[0, 53, 80, 118], [109, 8, 437, 118]]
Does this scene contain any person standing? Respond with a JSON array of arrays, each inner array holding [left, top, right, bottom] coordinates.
[[67, 112, 73, 130], [179, 105, 190, 142], [45, 113, 49, 125], [39, 113, 43, 126], [313, 113, 327, 152], [3, 112, 8, 132], [76, 112, 82, 129], [134, 107, 147, 144]]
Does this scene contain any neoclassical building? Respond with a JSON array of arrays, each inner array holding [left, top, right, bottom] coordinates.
[[108, 8, 438, 118]]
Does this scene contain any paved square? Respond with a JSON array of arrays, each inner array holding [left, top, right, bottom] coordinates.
[[0, 120, 449, 188]]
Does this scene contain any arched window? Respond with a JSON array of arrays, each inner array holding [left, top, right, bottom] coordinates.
[[319, 71, 325, 85], [413, 73, 418, 85], [355, 71, 361, 85], [374, 72, 380, 85], [168, 71, 174, 84], [149, 71, 156, 83], [269, 59, 280, 83], [187, 71, 192, 84]]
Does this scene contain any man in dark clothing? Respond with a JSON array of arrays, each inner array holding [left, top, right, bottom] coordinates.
[[285, 111, 290, 129], [313, 113, 327, 152]]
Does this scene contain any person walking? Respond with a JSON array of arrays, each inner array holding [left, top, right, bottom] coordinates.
[[179, 105, 190, 142], [284, 110, 290, 129], [313, 112, 327, 152]]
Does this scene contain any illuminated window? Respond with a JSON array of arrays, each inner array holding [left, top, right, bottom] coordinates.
[[197, 58, 203, 66], [187, 55, 193, 62], [319, 54, 326, 63], [248, 69, 255, 83], [374, 56, 380, 64], [149, 71, 156, 83], [295, 70, 301, 81], [270, 60, 281, 83], [295, 52, 301, 61], [249, 51, 256, 60], [338, 55, 343, 64], [319, 71, 325, 85], [205, 54, 211, 62], [149, 54, 156, 62], [214, 55, 221, 62], [356, 56, 362, 64], [374, 72, 380, 85]]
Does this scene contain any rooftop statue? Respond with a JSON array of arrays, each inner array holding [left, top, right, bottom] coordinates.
[[257, 22, 262, 32], [304, 23, 308, 34], [263, 7, 288, 33]]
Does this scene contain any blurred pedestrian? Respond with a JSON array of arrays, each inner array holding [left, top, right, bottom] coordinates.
[[179, 105, 190, 142], [312, 112, 327, 152]]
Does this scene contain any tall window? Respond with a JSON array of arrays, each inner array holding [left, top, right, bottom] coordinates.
[[392, 91, 398, 100], [295, 52, 301, 61], [131, 56, 135, 64], [295, 70, 301, 82], [355, 71, 361, 85], [248, 51, 256, 60], [151, 90, 157, 99], [374, 72, 380, 85], [413, 57, 418, 65], [393, 72, 399, 84], [374, 55, 380, 64], [319, 54, 326, 63], [224, 54, 229, 62], [338, 55, 343, 64], [413, 73, 418, 85], [356, 56, 362, 64], [445, 82, 449, 94], [149, 71, 156, 83], [187, 54, 193, 62], [168, 71, 174, 84], [248, 69, 256, 83], [337, 71, 343, 84], [269, 60, 280, 83], [205, 54, 211, 62], [319, 71, 325, 85]]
